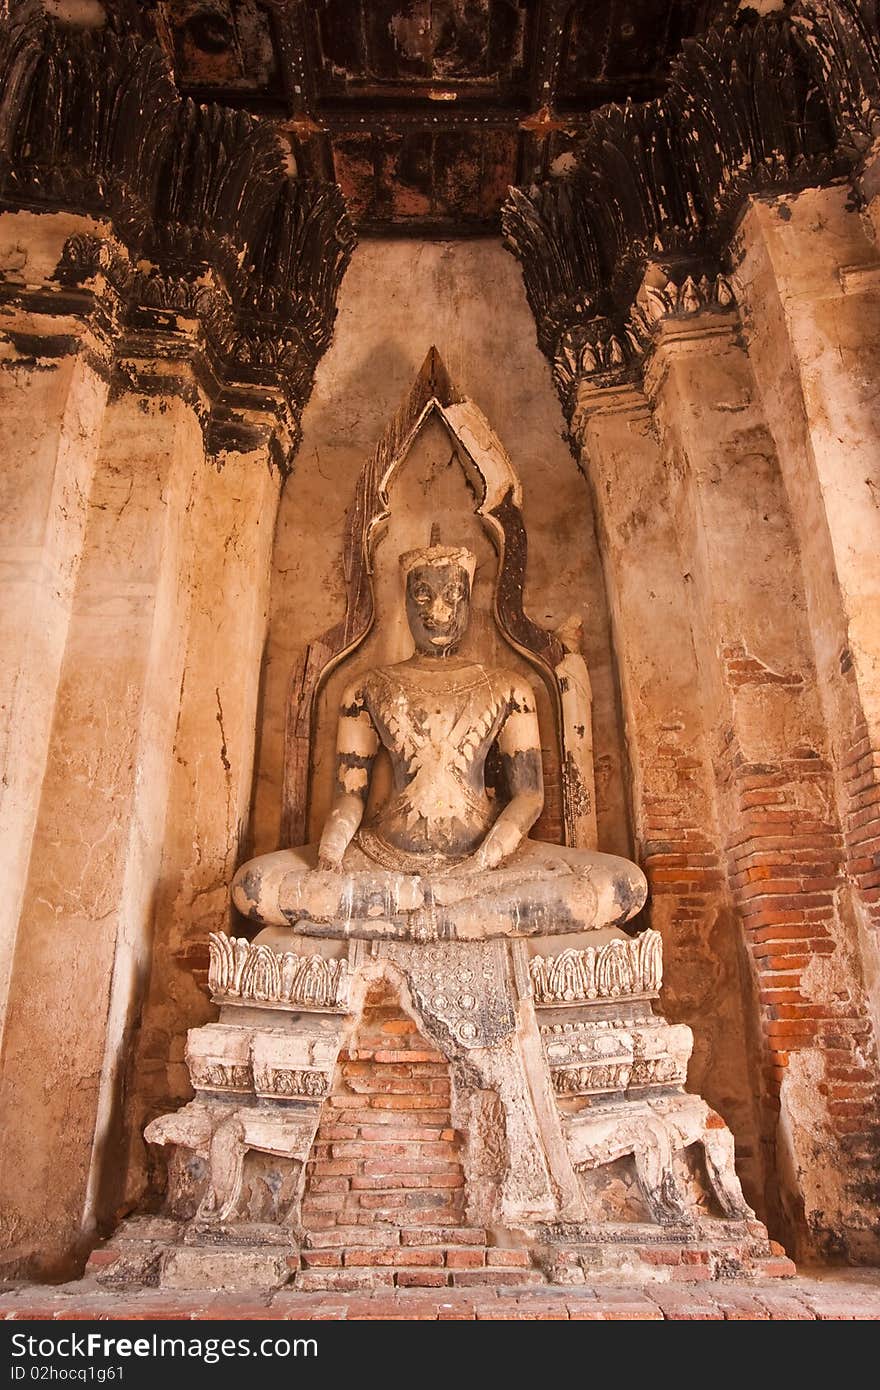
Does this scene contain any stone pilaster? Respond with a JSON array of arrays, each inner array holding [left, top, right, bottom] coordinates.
[[0, 298, 289, 1276], [642, 300, 880, 1260], [569, 378, 765, 1215], [0, 367, 204, 1275], [733, 188, 880, 1040], [118, 436, 283, 1218], [0, 211, 117, 1052]]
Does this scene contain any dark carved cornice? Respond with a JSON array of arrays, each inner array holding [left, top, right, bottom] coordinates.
[[668, 18, 839, 238], [0, 17, 177, 244], [151, 101, 285, 274], [502, 184, 604, 364], [794, 0, 880, 160], [0, 12, 356, 457], [503, 6, 864, 422]]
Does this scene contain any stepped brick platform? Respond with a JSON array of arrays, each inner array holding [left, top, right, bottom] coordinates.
[[297, 1227, 539, 1292], [300, 997, 468, 1236], [2, 1270, 880, 1320], [294, 991, 538, 1291]]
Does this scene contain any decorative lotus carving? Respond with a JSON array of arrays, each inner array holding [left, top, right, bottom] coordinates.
[[208, 933, 350, 1010], [529, 930, 663, 1005]]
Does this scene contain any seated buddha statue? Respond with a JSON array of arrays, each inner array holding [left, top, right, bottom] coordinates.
[[232, 538, 647, 944]]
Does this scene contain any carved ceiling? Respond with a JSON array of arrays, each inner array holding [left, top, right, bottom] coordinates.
[[143, 0, 739, 232], [2, 1, 872, 447]]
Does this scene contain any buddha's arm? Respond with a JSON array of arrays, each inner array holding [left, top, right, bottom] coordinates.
[[470, 681, 545, 871], [316, 682, 379, 871]]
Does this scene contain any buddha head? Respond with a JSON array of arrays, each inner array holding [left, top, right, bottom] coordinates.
[[400, 534, 477, 657]]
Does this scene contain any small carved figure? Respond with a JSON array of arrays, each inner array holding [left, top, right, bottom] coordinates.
[[144, 1105, 247, 1221], [564, 1094, 755, 1226]]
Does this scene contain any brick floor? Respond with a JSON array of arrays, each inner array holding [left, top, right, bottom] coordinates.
[[1, 1269, 879, 1320]]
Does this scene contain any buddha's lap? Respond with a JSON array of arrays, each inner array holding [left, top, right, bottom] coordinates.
[[232, 838, 646, 915]]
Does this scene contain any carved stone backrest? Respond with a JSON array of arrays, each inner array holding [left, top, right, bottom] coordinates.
[[281, 347, 597, 851]]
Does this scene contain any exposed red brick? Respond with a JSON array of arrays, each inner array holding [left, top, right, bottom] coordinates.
[[485, 1249, 531, 1268], [445, 1249, 485, 1269], [396, 1271, 450, 1288]]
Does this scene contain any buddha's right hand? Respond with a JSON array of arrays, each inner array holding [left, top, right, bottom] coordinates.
[[317, 793, 364, 870], [316, 824, 348, 871]]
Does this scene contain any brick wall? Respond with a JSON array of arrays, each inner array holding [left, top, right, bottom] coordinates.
[[719, 643, 880, 1254], [301, 991, 466, 1234], [637, 727, 764, 1209], [842, 719, 880, 933]]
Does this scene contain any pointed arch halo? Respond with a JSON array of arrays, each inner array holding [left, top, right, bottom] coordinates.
[[282, 348, 593, 853]]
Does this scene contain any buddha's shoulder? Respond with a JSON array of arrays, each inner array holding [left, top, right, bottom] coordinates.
[[338, 667, 384, 709], [494, 667, 538, 711], [340, 665, 412, 705]]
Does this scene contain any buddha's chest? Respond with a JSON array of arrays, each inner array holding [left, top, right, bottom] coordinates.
[[369, 675, 507, 777]]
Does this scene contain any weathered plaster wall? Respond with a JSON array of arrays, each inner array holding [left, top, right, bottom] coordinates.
[[733, 189, 880, 1039], [727, 188, 880, 1257], [563, 213, 880, 1258], [251, 239, 630, 865], [0, 209, 289, 1277], [645, 312, 878, 1252], [0, 386, 203, 1275], [0, 211, 111, 1053], [571, 382, 766, 1215], [121, 447, 282, 1215]]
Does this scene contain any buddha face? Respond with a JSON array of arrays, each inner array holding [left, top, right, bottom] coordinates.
[[405, 562, 471, 656]]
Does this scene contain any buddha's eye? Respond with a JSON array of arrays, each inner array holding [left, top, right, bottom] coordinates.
[[413, 586, 432, 603], [445, 585, 465, 603]]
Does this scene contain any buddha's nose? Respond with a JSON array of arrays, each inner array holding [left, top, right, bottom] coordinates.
[[428, 596, 453, 625]]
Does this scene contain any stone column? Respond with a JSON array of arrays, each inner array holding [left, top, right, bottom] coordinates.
[[733, 188, 880, 1044], [0, 19, 354, 1273], [117, 433, 284, 1218], [0, 373, 205, 1276], [0, 211, 114, 1047], [569, 378, 766, 1214], [642, 298, 880, 1260], [0, 254, 297, 1270]]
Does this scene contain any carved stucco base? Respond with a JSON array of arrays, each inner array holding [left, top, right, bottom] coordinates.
[[127, 930, 774, 1287]]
